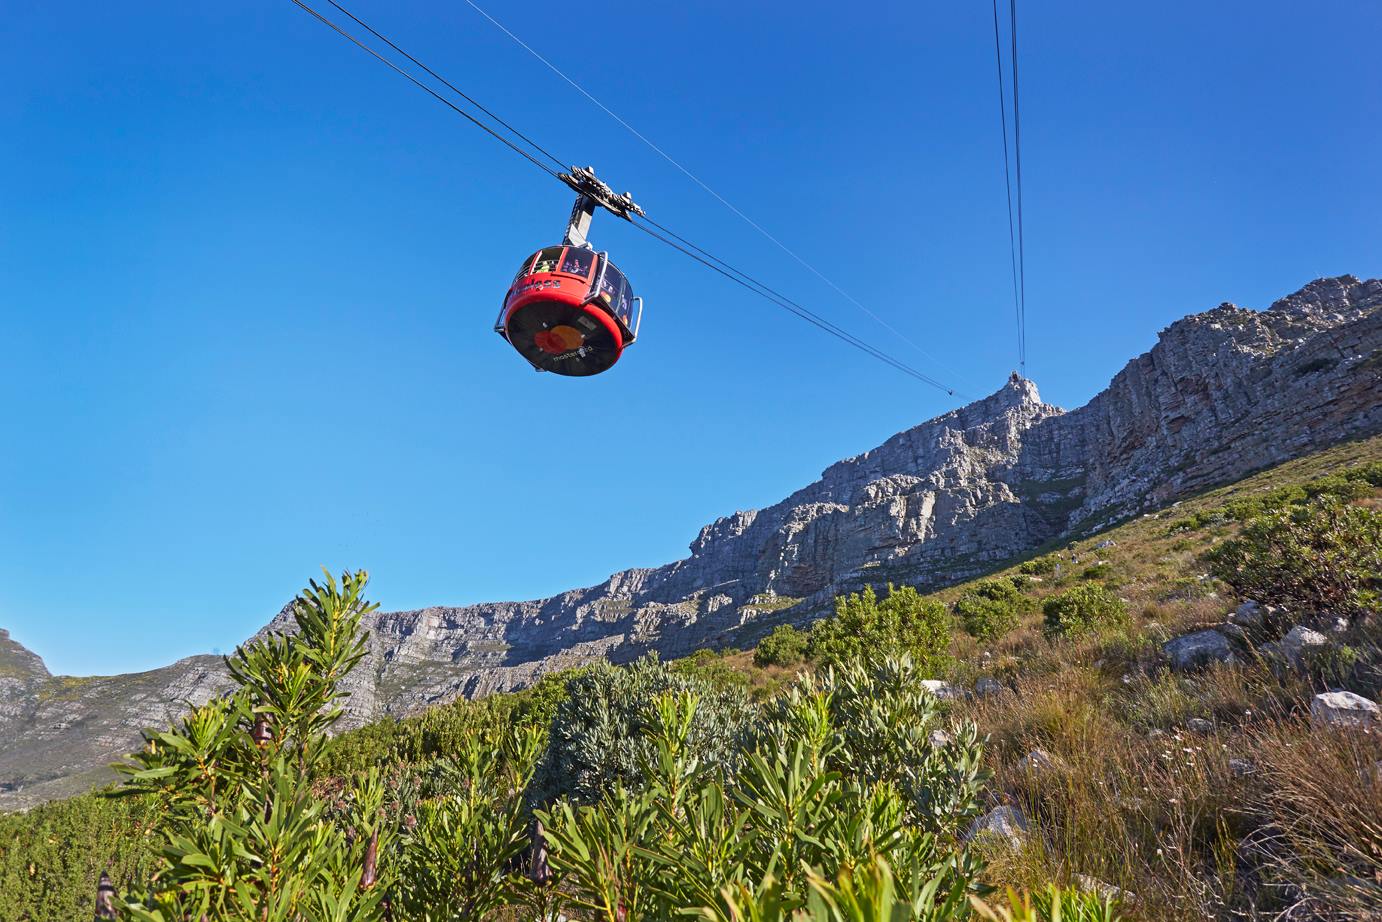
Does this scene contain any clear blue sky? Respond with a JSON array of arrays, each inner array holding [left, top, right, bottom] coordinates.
[[2, 1, 1378, 676]]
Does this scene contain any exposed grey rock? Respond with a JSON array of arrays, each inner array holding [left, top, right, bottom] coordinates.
[[1016, 749, 1056, 773], [1164, 629, 1234, 672], [1281, 625, 1329, 669], [5, 275, 1382, 810], [1187, 717, 1216, 735], [1229, 758, 1254, 778], [920, 679, 965, 701], [928, 728, 952, 748], [974, 677, 1005, 698], [1310, 691, 1379, 729], [964, 805, 1029, 848], [1094, 539, 1117, 550], [1074, 874, 1135, 905], [1231, 601, 1264, 629], [1220, 622, 1247, 643]]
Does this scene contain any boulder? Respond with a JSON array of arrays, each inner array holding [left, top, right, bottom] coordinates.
[[1231, 600, 1263, 628], [975, 677, 1005, 698], [964, 805, 1029, 848], [1281, 625, 1329, 669], [1163, 630, 1234, 672], [1074, 874, 1135, 905], [928, 728, 952, 748], [1016, 749, 1056, 773], [1229, 758, 1254, 778], [920, 679, 964, 701], [1310, 691, 1379, 729], [1187, 717, 1215, 735]]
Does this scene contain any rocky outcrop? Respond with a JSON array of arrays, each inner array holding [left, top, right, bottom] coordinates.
[[2, 275, 1380, 811]]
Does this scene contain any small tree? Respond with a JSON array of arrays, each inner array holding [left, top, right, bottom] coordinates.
[[1042, 584, 1127, 638], [808, 585, 951, 674], [116, 570, 390, 922], [754, 624, 808, 667], [1209, 495, 1380, 620], [954, 580, 1025, 642]]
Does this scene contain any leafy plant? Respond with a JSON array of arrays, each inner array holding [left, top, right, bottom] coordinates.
[[1042, 584, 1127, 638], [808, 586, 951, 675], [755, 624, 809, 667], [1209, 495, 1381, 619], [954, 580, 1026, 642]]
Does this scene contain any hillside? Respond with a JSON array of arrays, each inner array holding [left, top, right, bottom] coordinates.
[[3, 429, 1377, 922], [1, 274, 1379, 812]]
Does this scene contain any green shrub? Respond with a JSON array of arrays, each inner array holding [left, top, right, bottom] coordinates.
[[754, 623, 809, 667], [540, 656, 989, 920], [1043, 583, 1128, 637], [954, 579, 1025, 642], [1079, 562, 1113, 581], [1019, 555, 1059, 575], [673, 647, 751, 690], [807, 585, 951, 674], [1209, 495, 1381, 619], [534, 655, 755, 804]]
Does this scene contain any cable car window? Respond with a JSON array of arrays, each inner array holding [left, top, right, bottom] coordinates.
[[560, 248, 594, 278], [532, 246, 563, 275], [513, 252, 537, 282], [599, 263, 625, 303]]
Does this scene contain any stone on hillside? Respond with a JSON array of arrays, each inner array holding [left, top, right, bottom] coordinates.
[[1016, 749, 1056, 773], [1074, 874, 1135, 905], [1095, 539, 1117, 550], [1164, 629, 1234, 672], [1220, 622, 1247, 642], [1281, 625, 1329, 669], [928, 728, 952, 748], [964, 805, 1029, 848], [1310, 691, 1379, 729], [1187, 717, 1215, 735], [920, 679, 964, 701], [1231, 600, 1264, 628], [1229, 758, 1254, 778], [975, 677, 1005, 698]]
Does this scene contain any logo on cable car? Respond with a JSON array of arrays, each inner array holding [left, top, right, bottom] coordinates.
[[513, 278, 562, 297]]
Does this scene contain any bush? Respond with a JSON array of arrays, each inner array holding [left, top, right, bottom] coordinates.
[[1019, 555, 1059, 575], [807, 584, 951, 674], [1043, 583, 1128, 637], [954, 579, 1025, 642], [1209, 495, 1381, 619], [540, 656, 990, 920], [754, 623, 808, 667], [534, 655, 755, 804]]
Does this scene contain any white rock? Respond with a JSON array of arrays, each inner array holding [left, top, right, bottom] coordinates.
[[964, 805, 1029, 848], [1310, 691, 1379, 729], [919, 679, 964, 701], [1281, 625, 1329, 668]]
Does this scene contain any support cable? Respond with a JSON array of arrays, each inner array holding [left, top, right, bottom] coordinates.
[[286, 0, 961, 396]]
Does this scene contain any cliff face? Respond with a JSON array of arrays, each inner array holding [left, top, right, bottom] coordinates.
[[2, 275, 1379, 810]]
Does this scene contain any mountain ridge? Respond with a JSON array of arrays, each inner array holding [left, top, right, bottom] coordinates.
[[3, 274, 1380, 811]]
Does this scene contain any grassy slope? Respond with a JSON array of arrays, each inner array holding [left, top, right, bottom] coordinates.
[[2, 434, 1378, 921]]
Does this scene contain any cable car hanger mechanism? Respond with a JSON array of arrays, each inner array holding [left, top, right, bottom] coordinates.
[[559, 165, 643, 249]]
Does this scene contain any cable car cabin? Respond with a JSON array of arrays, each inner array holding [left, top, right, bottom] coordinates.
[[496, 244, 642, 376]]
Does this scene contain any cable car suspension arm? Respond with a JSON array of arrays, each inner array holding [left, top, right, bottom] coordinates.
[[560, 165, 643, 248]]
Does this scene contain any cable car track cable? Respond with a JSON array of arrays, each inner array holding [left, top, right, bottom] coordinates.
[[630, 216, 957, 395], [285, 0, 962, 396], [991, 0, 1023, 373], [458, 0, 965, 383], [287, 0, 562, 181], [1010, 0, 1028, 369]]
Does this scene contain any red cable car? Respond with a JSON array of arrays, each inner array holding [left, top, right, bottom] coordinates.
[[496, 167, 645, 377]]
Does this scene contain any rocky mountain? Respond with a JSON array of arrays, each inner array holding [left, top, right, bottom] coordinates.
[[3, 274, 1379, 811]]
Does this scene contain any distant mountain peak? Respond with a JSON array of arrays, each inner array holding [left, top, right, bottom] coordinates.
[[0, 628, 49, 682]]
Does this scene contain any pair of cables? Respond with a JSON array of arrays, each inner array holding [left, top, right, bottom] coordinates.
[[289, 0, 963, 395]]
